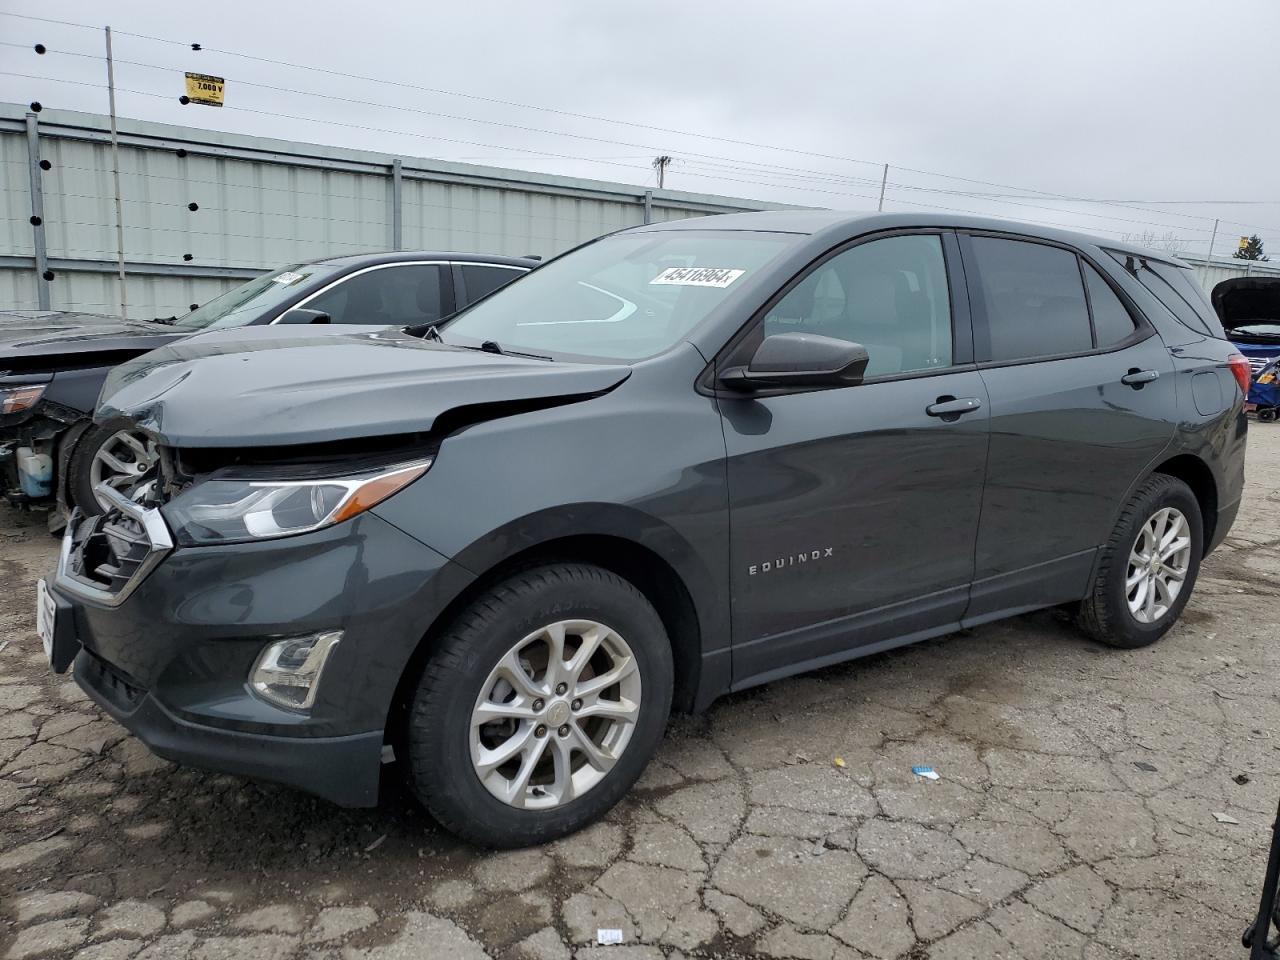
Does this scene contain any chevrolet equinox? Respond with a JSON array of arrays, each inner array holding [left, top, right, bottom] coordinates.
[[39, 212, 1249, 847]]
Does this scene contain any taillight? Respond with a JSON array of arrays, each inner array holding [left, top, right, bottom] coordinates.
[[1227, 354, 1251, 395]]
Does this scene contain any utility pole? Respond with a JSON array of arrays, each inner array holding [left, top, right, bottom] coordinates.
[[1203, 217, 1220, 283], [105, 25, 128, 321], [652, 155, 672, 189], [877, 163, 889, 212]]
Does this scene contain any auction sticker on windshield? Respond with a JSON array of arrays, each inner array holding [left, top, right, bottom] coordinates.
[[650, 267, 745, 288], [271, 271, 307, 286]]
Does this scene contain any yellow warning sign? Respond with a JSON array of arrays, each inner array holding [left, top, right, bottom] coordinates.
[[184, 72, 224, 107]]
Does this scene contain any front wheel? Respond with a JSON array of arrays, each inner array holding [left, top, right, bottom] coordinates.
[[1078, 474, 1203, 648], [67, 418, 159, 515], [406, 563, 673, 847]]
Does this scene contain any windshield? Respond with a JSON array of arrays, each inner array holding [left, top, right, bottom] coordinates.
[[171, 264, 340, 331], [442, 230, 795, 360]]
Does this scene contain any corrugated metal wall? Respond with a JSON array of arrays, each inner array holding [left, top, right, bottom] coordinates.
[[1, 103, 788, 319], [1177, 254, 1280, 295]]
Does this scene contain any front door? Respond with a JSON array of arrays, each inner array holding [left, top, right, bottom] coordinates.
[[718, 231, 991, 686]]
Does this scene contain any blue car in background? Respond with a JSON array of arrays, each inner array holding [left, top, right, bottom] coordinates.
[[1214, 277, 1280, 421]]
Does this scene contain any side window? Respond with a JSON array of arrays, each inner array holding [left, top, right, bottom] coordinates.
[[969, 238, 1092, 362], [461, 265, 524, 306], [1104, 251, 1224, 338], [306, 265, 446, 326], [1082, 263, 1137, 347], [761, 234, 953, 377]]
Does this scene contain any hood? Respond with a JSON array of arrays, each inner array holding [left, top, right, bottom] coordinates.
[[1211, 277, 1280, 327], [99, 325, 631, 448], [0, 310, 184, 361]]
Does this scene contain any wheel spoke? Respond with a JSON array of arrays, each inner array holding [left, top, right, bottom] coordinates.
[[1159, 536, 1190, 563], [1130, 575, 1149, 610], [95, 450, 132, 475], [576, 696, 639, 724], [495, 650, 543, 700], [1158, 517, 1184, 552], [1144, 576, 1157, 619], [568, 722, 615, 773], [118, 432, 149, 458], [541, 621, 568, 688], [1125, 565, 1146, 590], [549, 735, 576, 804], [576, 656, 637, 698], [475, 723, 534, 775], [565, 622, 609, 683], [473, 699, 538, 726], [504, 734, 549, 806]]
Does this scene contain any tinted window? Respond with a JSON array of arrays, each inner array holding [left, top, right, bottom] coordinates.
[[970, 238, 1092, 361], [461, 264, 525, 305], [307, 265, 446, 326], [762, 234, 952, 376], [1083, 264, 1136, 347], [1106, 252, 1224, 338]]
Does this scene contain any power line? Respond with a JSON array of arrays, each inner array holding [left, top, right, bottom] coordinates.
[[11, 56, 1257, 242], [6, 8, 1275, 235]]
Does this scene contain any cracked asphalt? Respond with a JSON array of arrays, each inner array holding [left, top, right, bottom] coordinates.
[[3, 427, 1279, 960]]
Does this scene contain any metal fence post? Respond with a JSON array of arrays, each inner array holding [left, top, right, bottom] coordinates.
[[24, 112, 51, 310], [643, 189, 653, 225], [391, 158, 403, 251]]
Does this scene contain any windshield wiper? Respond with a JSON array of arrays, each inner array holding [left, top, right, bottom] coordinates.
[[480, 339, 503, 354]]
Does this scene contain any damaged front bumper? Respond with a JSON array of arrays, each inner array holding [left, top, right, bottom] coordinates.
[[45, 493, 475, 807]]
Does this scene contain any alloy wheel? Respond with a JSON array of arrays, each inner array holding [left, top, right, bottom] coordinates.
[[89, 429, 159, 511], [1126, 506, 1192, 624], [469, 619, 641, 810]]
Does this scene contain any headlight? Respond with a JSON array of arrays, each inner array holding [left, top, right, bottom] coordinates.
[[0, 384, 46, 414], [162, 458, 432, 545]]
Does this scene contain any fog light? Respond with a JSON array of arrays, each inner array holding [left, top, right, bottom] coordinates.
[[249, 630, 342, 712]]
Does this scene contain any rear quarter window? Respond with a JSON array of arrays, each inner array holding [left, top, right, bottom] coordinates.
[[1106, 252, 1226, 339]]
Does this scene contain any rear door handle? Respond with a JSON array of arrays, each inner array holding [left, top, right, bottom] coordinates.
[[1121, 368, 1160, 387], [926, 396, 983, 419]]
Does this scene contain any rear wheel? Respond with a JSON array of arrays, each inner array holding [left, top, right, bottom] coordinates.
[[406, 563, 673, 847], [1078, 474, 1202, 648], [68, 418, 158, 515]]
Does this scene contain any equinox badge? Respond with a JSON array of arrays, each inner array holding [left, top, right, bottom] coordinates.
[[749, 547, 835, 576]]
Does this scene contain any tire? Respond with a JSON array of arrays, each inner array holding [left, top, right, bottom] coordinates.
[[67, 417, 159, 516], [1077, 474, 1203, 649], [406, 563, 673, 847]]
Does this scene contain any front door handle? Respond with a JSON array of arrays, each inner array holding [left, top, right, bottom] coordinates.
[[1121, 368, 1160, 388], [926, 396, 983, 420]]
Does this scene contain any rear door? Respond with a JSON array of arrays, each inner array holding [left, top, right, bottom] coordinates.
[[960, 233, 1176, 622], [719, 231, 991, 685]]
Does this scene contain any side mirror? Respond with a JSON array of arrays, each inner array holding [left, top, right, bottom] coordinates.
[[720, 332, 869, 390], [278, 308, 331, 325]]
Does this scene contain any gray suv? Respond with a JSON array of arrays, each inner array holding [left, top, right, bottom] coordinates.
[[40, 211, 1248, 847]]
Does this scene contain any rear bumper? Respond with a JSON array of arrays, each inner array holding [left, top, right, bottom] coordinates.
[[1207, 495, 1241, 556], [75, 651, 384, 806]]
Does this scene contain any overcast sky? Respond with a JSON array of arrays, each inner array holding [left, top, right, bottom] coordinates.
[[4, 0, 1279, 257]]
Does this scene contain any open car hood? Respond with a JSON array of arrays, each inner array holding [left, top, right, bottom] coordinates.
[[1212, 277, 1280, 327], [98, 325, 631, 448]]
